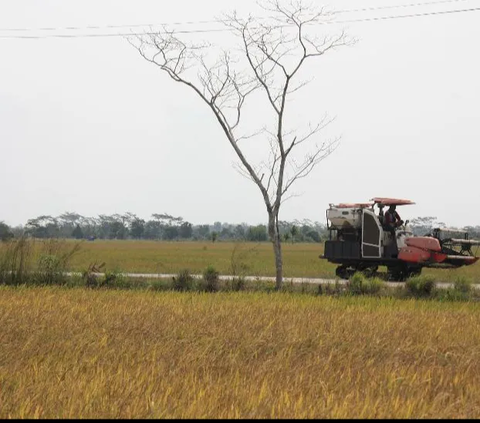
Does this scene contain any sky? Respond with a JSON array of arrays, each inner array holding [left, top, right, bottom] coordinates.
[[1, 0, 479, 228]]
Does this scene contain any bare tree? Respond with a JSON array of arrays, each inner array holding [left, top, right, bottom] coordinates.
[[131, 0, 350, 289]]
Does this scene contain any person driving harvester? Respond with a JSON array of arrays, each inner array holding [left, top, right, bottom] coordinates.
[[384, 204, 404, 233]]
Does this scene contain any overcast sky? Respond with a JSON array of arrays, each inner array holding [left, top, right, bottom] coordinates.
[[1, 0, 479, 228]]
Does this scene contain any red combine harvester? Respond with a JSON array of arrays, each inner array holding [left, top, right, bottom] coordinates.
[[321, 197, 480, 280]]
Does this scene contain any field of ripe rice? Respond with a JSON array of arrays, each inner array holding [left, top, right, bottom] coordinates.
[[67, 240, 333, 278], [1, 287, 480, 419], [66, 240, 480, 282]]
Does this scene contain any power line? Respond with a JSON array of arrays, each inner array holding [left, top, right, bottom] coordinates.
[[0, 0, 475, 33], [337, 0, 476, 13], [0, 6, 479, 39]]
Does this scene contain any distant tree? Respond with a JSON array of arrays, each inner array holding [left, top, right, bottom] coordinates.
[[109, 221, 127, 240], [196, 225, 211, 240], [10, 225, 24, 238], [58, 212, 83, 226], [410, 216, 445, 236], [164, 226, 179, 240], [144, 220, 162, 239], [247, 225, 268, 242], [306, 230, 321, 243], [233, 224, 246, 240], [152, 213, 184, 227], [179, 222, 193, 239], [464, 226, 480, 239], [71, 224, 84, 240], [0, 221, 14, 241], [97, 215, 114, 239], [290, 225, 299, 244], [25, 215, 59, 238], [211, 231, 218, 243], [220, 226, 233, 240], [80, 217, 98, 239], [121, 212, 139, 226], [130, 218, 146, 239]]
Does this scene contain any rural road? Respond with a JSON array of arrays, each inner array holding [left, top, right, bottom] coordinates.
[[69, 272, 480, 290]]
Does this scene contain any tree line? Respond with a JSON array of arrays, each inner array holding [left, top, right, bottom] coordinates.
[[0, 212, 328, 243], [1, 213, 479, 243]]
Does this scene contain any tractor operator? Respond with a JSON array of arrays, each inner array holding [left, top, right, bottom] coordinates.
[[384, 205, 404, 232]]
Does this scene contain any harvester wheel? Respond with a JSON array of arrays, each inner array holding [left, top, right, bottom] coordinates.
[[387, 266, 408, 282], [388, 265, 421, 281], [407, 267, 422, 278], [360, 266, 378, 278]]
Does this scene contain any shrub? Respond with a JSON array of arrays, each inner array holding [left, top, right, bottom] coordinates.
[[35, 239, 82, 286], [405, 275, 436, 297], [36, 254, 65, 285], [229, 276, 246, 292], [82, 263, 129, 289], [454, 276, 472, 294], [0, 238, 81, 287], [364, 277, 384, 295], [0, 237, 34, 285], [83, 262, 106, 288], [147, 279, 172, 292], [202, 265, 220, 292], [436, 289, 470, 302], [347, 273, 383, 295], [102, 270, 118, 287], [103, 270, 129, 289], [173, 269, 194, 292], [319, 281, 345, 296]]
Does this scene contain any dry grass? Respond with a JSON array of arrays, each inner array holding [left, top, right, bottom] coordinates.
[[1, 287, 480, 418]]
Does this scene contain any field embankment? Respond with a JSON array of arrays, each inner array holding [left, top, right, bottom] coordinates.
[[1, 287, 480, 419]]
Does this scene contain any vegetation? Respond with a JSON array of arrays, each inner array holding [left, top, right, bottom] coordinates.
[[172, 269, 195, 292], [347, 272, 384, 295], [2, 213, 328, 243], [1, 287, 480, 419], [202, 265, 220, 293], [405, 275, 437, 298], [1, 238, 480, 284], [0, 237, 479, 418], [0, 238, 80, 286]]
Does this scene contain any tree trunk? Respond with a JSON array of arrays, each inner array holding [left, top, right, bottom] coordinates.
[[268, 213, 283, 290]]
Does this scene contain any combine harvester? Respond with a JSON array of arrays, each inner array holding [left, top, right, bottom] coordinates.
[[321, 197, 480, 280]]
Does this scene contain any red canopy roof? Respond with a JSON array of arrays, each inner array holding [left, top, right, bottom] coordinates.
[[370, 197, 415, 206]]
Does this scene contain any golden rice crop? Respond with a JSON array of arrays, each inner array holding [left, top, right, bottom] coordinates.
[[1, 287, 480, 418]]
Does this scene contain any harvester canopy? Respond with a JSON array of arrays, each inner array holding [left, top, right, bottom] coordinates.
[[370, 197, 415, 206]]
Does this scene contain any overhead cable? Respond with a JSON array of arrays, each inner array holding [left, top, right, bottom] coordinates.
[[0, 0, 476, 33], [0, 5, 479, 39]]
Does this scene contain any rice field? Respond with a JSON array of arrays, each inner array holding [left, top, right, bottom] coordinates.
[[1, 239, 479, 283], [1, 286, 480, 419], [65, 240, 480, 283]]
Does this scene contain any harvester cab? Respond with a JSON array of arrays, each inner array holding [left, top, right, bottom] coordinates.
[[322, 197, 480, 280]]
